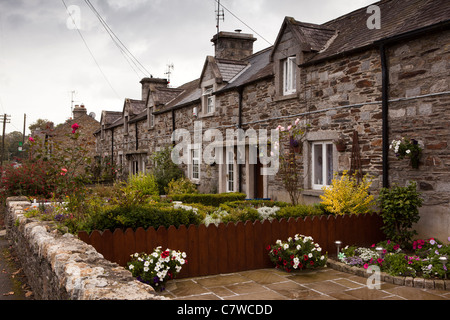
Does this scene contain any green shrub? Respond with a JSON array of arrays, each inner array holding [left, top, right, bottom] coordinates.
[[378, 181, 423, 247], [171, 192, 247, 207], [166, 177, 198, 195], [218, 203, 260, 223], [76, 203, 202, 233], [127, 172, 159, 196], [224, 199, 290, 209], [151, 145, 185, 195], [275, 204, 325, 219]]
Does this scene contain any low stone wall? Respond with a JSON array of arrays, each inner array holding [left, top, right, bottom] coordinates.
[[4, 197, 165, 300], [327, 259, 450, 291]]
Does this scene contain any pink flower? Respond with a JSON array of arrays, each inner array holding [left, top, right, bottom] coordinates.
[[71, 123, 80, 134], [60, 168, 67, 176], [363, 263, 369, 269], [28, 136, 35, 142]]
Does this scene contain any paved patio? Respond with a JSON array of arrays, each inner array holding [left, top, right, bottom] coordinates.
[[159, 266, 450, 300]]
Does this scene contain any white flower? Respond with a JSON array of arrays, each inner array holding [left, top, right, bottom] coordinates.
[[296, 245, 301, 250], [320, 256, 325, 260], [181, 252, 187, 258], [308, 253, 313, 258], [406, 149, 411, 154], [144, 261, 150, 267], [283, 243, 289, 250], [317, 247, 322, 252], [143, 266, 149, 272], [276, 240, 282, 245], [128, 265, 134, 270]]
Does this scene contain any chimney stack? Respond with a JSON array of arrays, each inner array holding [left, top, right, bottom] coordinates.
[[140, 77, 169, 101], [73, 104, 87, 118], [211, 31, 256, 61]]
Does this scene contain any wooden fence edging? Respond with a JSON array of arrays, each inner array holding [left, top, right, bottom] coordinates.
[[78, 213, 385, 278]]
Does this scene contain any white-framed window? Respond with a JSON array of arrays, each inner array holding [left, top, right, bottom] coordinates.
[[148, 107, 154, 128], [203, 86, 215, 114], [283, 56, 297, 95], [311, 141, 334, 190], [226, 151, 235, 192], [191, 148, 200, 180]]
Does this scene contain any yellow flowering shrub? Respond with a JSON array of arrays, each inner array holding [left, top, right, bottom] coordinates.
[[319, 171, 375, 215]]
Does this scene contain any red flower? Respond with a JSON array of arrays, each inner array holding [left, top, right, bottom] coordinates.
[[71, 123, 80, 134], [304, 255, 308, 261], [161, 250, 170, 259], [266, 245, 271, 251], [310, 260, 314, 266]]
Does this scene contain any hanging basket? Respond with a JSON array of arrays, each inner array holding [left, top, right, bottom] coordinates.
[[336, 143, 346, 152]]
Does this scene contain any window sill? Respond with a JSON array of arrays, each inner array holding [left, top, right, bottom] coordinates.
[[274, 93, 298, 102], [302, 189, 324, 198], [199, 113, 215, 119]]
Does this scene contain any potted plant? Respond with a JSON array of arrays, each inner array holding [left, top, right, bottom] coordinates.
[[127, 247, 187, 291], [390, 138, 423, 169], [334, 137, 346, 152]]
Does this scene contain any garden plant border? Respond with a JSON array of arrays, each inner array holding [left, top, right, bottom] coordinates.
[[326, 258, 450, 291]]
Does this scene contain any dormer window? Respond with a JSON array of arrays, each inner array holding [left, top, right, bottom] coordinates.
[[203, 86, 215, 114], [283, 56, 297, 95]]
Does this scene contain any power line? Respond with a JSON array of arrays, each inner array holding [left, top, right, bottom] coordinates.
[[61, 0, 121, 100], [214, 0, 273, 47], [84, 0, 152, 79]]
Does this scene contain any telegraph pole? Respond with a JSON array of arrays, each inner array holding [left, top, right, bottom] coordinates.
[[1, 114, 11, 166]]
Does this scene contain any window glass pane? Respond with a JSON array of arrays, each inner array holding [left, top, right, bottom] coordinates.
[[207, 96, 214, 113], [326, 143, 333, 185], [192, 149, 199, 179], [313, 144, 323, 185], [227, 151, 234, 191], [283, 57, 296, 95]]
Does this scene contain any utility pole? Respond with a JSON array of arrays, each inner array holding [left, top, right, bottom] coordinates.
[[22, 113, 26, 146], [1, 113, 11, 166]]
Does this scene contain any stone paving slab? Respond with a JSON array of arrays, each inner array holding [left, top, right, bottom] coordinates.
[[159, 267, 450, 300]]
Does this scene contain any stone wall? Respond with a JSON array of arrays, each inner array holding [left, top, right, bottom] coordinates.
[[386, 29, 450, 241], [4, 197, 164, 300]]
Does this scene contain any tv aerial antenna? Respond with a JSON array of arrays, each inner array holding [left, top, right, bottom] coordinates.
[[215, 0, 225, 35], [165, 63, 174, 85], [69, 90, 79, 113]]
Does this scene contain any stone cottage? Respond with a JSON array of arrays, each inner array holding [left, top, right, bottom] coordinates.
[[95, 0, 449, 241]]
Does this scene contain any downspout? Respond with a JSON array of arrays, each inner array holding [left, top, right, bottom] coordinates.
[[380, 43, 389, 189], [237, 86, 243, 193], [111, 127, 114, 165], [172, 109, 176, 146], [135, 122, 138, 151]]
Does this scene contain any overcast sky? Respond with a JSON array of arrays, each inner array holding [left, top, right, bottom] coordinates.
[[0, 0, 376, 135]]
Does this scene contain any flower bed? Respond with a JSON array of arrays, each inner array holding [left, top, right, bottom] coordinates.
[[336, 237, 450, 282]]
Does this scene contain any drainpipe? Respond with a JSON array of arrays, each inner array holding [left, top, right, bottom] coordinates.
[[111, 127, 114, 164], [135, 122, 138, 151], [380, 43, 389, 189], [237, 86, 243, 193], [172, 109, 176, 146]]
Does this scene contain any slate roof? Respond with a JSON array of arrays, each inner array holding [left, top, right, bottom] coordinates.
[[304, 0, 450, 64], [97, 0, 449, 123]]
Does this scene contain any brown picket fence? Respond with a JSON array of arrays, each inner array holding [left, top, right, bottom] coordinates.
[[78, 213, 384, 279]]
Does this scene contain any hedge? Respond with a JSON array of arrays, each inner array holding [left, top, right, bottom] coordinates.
[[171, 192, 247, 207]]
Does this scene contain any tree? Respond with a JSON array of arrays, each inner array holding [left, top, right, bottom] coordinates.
[[151, 145, 184, 195]]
